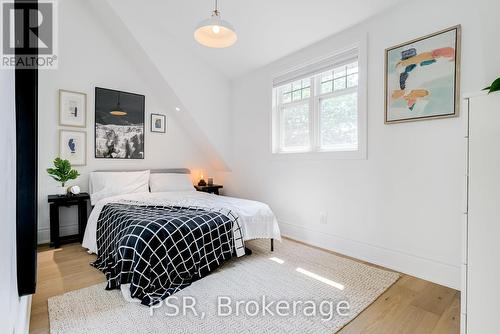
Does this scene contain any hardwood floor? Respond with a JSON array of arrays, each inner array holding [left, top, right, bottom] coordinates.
[[30, 242, 460, 334], [30, 244, 104, 334]]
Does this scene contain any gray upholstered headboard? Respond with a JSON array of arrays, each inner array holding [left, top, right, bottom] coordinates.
[[151, 168, 191, 174], [92, 168, 191, 174]]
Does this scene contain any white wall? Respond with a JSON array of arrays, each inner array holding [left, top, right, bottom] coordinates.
[[227, 0, 500, 289], [37, 0, 214, 243]]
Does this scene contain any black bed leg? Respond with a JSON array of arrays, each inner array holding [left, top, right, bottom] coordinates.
[[270, 239, 274, 252]]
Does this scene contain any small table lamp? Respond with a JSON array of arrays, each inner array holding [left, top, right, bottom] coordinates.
[[198, 173, 207, 186]]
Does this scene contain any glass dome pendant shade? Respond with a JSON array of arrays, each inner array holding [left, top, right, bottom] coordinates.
[[194, 0, 237, 48]]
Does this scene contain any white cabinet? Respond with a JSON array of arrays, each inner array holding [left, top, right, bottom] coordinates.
[[463, 92, 500, 334]]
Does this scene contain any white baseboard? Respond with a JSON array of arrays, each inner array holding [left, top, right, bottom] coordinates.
[[37, 224, 78, 245], [15, 295, 32, 334], [279, 221, 460, 290], [38, 228, 50, 245]]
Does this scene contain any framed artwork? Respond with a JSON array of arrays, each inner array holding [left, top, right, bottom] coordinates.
[[60, 130, 86, 166], [385, 25, 461, 124], [59, 90, 86, 127], [95, 87, 145, 159], [151, 113, 166, 133]]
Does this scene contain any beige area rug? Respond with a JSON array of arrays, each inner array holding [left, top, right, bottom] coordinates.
[[48, 239, 399, 334]]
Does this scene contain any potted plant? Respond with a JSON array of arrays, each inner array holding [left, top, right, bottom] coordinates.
[[47, 157, 80, 196]]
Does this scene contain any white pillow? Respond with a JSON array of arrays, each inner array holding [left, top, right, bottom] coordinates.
[[89, 170, 150, 205], [149, 173, 195, 192]]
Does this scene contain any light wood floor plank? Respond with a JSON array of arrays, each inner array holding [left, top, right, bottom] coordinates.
[[30, 244, 103, 334], [411, 284, 458, 316], [431, 294, 461, 334], [338, 284, 417, 334]]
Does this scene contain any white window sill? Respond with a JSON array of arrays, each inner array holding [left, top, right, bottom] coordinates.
[[270, 149, 366, 161]]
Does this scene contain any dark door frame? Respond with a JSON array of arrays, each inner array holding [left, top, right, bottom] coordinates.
[[15, 0, 39, 296]]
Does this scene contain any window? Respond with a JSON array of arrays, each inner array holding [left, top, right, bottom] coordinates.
[[272, 49, 365, 157]]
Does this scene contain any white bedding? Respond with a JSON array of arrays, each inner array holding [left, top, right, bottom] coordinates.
[[89, 170, 150, 206], [82, 191, 281, 254]]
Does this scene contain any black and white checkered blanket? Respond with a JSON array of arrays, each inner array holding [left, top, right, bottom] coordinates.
[[92, 202, 245, 306]]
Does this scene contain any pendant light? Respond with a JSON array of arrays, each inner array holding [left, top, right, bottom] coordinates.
[[194, 0, 237, 48], [110, 92, 127, 116]]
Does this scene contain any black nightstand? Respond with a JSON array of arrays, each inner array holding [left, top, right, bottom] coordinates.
[[48, 193, 90, 248], [194, 184, 223, 195]]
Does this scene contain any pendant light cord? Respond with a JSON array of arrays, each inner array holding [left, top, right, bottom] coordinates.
[[213, 0, 220, 16]]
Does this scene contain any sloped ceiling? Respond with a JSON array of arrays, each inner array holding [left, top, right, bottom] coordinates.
[[89, 0, 406, 172], [88, 0, 233, 171], [107, 0, 405, 79]]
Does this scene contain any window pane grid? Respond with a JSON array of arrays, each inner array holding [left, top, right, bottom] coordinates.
[[318, 61, 358, 95], [280, 78, 311, 104], [273, 58, 359, 154]]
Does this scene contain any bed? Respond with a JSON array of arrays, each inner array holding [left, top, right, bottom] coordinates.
[[82, 169, 281, 305]]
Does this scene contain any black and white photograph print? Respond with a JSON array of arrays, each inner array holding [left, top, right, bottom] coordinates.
[[60, 130, 86, 166], [151, 113, 166, 133], [59, 89, 86, 127], [95, 87, 145, 159]]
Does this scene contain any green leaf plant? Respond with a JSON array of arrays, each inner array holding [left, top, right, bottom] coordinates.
[[483, 77, 500, 94], [46, 157, 80, 187]]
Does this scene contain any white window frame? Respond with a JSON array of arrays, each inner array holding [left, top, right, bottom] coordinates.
[[271, 40, 367, 160]]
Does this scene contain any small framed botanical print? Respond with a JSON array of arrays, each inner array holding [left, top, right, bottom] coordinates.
[[59, 90, 87, 127], [60, 130, 86, 166], [384, 25, 461, 123], [151, 113, 166, 133]]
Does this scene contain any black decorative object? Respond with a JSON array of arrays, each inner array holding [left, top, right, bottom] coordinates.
[[95, 87, 145, 159]]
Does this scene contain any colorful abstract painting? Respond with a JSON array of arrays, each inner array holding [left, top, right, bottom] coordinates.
[[385, 26, 461, 123]]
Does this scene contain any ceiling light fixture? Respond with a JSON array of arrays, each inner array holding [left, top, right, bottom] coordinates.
[[194, 0, 237, 48]]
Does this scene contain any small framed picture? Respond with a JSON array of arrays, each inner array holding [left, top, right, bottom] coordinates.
[[60, 130, 86, 166], [151, 113, 166, 133], [59, 89, 87, 127]]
